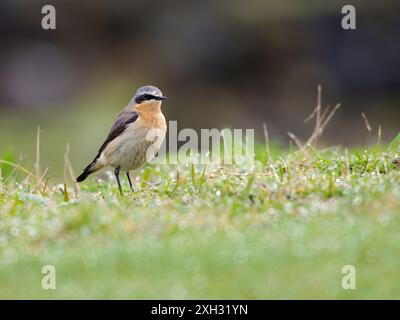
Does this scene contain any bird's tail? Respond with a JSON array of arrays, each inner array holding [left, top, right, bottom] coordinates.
[[76, 158, 102, 182]]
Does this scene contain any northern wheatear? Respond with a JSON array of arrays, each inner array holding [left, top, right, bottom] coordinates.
[[77, 85, 167, 195]]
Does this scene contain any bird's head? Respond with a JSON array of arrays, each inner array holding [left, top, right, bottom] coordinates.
[[131, 86, 167, 111]]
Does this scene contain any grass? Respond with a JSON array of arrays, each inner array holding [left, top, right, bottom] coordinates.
[[1, 138, 400, 299], [1, 88, 400, 299]]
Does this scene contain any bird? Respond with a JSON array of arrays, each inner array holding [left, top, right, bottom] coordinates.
[[76, 85, 167, 195]]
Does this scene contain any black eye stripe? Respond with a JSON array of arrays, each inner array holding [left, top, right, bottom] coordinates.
[[135, 94, 157, 103]]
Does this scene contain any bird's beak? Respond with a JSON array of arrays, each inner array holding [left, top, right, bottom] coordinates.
[[156, 96, 167, 101]]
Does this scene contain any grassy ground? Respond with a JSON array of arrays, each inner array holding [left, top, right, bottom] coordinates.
[[1, 136, 400, 299]]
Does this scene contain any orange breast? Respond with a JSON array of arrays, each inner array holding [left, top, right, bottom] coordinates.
[[135, 101, 166, 131]]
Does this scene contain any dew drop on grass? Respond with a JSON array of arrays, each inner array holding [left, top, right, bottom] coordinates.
[[26, 226, 37, 238], [299, 207, 308, 217], [10, 226, 19, 237], [154, 197, 162, 206], [284, 203, 292, 212], [353, 196, 362, 205]]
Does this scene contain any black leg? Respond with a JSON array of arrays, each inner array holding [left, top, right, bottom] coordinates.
[[114, 166, 122, 195], [126, 172, 134, 192]]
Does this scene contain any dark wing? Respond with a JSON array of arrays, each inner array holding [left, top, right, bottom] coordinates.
[[96, 110, 139, 158], [76, 109, 139, 182]]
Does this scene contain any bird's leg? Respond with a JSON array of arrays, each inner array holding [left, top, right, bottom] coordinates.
[[114, 166, 123, 195], [126, 172, 134, 192]]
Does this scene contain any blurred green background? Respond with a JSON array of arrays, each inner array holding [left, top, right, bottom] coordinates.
[[0, 0, 400, 178]]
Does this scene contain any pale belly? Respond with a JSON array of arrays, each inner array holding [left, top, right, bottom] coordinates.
[[103, 125, 166, 172]]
